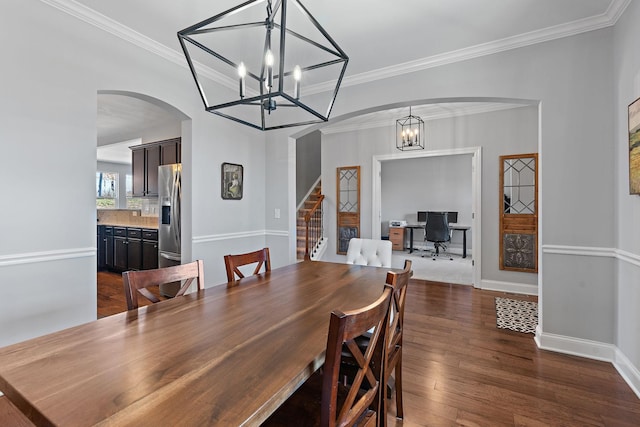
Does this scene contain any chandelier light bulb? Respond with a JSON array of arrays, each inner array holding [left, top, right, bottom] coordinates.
[[293, 65, 302, 99], [265, 49, 274, 91], [265, 49, 274, 67], [238, 62, 246, 98]]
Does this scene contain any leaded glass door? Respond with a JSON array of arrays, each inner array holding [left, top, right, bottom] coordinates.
[[336, 166, 360, 254], [499, 153, 538, 272]]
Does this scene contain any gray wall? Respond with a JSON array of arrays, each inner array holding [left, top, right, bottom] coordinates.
[[613, 0, 640, 387], [319, 106, 538, 288], [295, 130, 321, 206], [380, 154, 472, 249]]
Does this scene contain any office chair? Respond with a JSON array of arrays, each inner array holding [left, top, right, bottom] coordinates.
[[423, 212, 453, 260]]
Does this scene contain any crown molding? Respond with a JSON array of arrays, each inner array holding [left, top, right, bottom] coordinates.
[[321, 103, 526, 135], [40, 0, 631, 94], [339, 3, 629, 90], [39, 0, 235, 91]]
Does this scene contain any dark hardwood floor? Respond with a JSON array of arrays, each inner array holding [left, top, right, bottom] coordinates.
[[1, 275, 639, 425], [97, 270, 155, 318]]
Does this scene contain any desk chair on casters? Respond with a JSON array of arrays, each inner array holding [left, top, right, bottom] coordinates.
[[423, 212, 453, 260]]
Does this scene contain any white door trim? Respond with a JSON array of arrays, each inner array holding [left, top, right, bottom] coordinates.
[[372, 146, 482, 287]]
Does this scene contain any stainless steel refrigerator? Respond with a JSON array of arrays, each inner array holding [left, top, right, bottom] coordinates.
[[158, 163, 181, 296]]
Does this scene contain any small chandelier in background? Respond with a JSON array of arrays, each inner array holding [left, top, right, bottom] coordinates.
[[396, 106, 425, 151], [178, 0, 349, 131]]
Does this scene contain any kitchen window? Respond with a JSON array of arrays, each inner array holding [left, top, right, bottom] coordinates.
[[126, 174, 143, 209], [96, 172, 118, 208]]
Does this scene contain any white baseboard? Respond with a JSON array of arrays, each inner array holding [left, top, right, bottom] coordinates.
[[614, 348, 640, 399], [480, 279, 538, 295], [535, 328, 640, 399]]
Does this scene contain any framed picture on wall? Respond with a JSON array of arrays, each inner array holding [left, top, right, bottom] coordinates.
[[221, 162, 243, 200], [629, 96, 640, 195]]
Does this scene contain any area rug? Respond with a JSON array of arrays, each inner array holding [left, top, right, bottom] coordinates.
[[495, 297, 538, 334]]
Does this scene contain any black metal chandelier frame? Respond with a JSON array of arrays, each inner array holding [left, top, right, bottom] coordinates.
[[177, 0, 349, 131], [396, 106, 425, 151]]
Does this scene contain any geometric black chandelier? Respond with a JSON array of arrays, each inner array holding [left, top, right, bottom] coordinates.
[[396, 106, 425, 151], [178, 0, 349, 131]]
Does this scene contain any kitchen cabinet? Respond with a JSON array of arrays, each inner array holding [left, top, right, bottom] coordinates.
[[104, 226, 114, 269], [131, 138, 181, 197], [99, 226, 157, 272], [142, 229, 158, 270], [113, 227, 128, 270], [97, 226, 106, 270], [127, 228, 143, 271], [161, 138, 181, 164], [131, 145, 159, 197]]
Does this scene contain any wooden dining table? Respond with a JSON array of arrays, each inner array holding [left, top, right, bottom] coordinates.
[[0, 261, 391, 426]]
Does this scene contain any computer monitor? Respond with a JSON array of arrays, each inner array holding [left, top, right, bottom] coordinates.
[[417, 211, 427, 223], [447, 211, 458, 223]]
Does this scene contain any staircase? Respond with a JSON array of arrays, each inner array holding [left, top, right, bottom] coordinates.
[[297, 181, 324, 260]]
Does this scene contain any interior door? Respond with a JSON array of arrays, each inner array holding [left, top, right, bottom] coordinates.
[[499, 153, 538, 272], [336, 166, 360, 254]]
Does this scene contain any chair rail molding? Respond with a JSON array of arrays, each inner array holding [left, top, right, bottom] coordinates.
[[192, 230, 288, 245], [541, 244, 616, 257], [0, 248, 95, 267]]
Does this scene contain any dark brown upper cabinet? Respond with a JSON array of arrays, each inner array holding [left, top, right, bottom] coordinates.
[[131, 138, 181, 197]]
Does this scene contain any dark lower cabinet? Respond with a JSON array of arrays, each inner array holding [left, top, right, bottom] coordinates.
[[97, 226, 106, 270], [104, 226, 114, 269], [114, 228, 128, 271], [142, 229, 158, 270], [127, 228, 142, 271], [98, 226, 157, 272]]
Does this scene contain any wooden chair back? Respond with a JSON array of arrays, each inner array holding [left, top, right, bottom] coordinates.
[[322, 287, 392, 427], [122, 260, 205, 310], [381, 259, 412, 423], [224, 248, 271, 283]]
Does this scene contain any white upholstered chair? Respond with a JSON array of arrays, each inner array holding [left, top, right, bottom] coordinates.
[[345, 238, 393, 268]]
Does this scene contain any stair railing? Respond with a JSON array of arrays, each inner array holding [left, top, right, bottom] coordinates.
[[304, 195, 324, 261]]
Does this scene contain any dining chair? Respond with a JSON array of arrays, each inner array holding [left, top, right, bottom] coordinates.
[[224, 247, 271, 283], [122, 259, 205, 310], [262, 287, 393, 427], [381, 259, 412, 424], [346, 238, 393, 268], [340, 259, 413, 425]]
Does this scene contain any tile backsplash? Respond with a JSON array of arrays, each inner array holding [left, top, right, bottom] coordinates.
[[97, 209, 159, 228]]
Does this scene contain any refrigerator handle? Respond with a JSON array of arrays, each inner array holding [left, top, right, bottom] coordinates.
[[172, 168, 181, 250], [160, 252, 181, 262]]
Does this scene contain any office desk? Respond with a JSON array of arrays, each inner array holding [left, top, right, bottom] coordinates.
[[406, 224, 471, 258], [0, 261, 389, 426]]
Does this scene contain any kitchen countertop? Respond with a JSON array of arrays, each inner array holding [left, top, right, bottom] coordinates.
[[97, 222, 159, 229]]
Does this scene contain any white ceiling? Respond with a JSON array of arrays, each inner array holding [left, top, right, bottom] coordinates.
[[87, 0, 626, 156]]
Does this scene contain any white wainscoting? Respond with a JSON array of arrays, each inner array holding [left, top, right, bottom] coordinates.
[[538, 244, 640, 399]]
